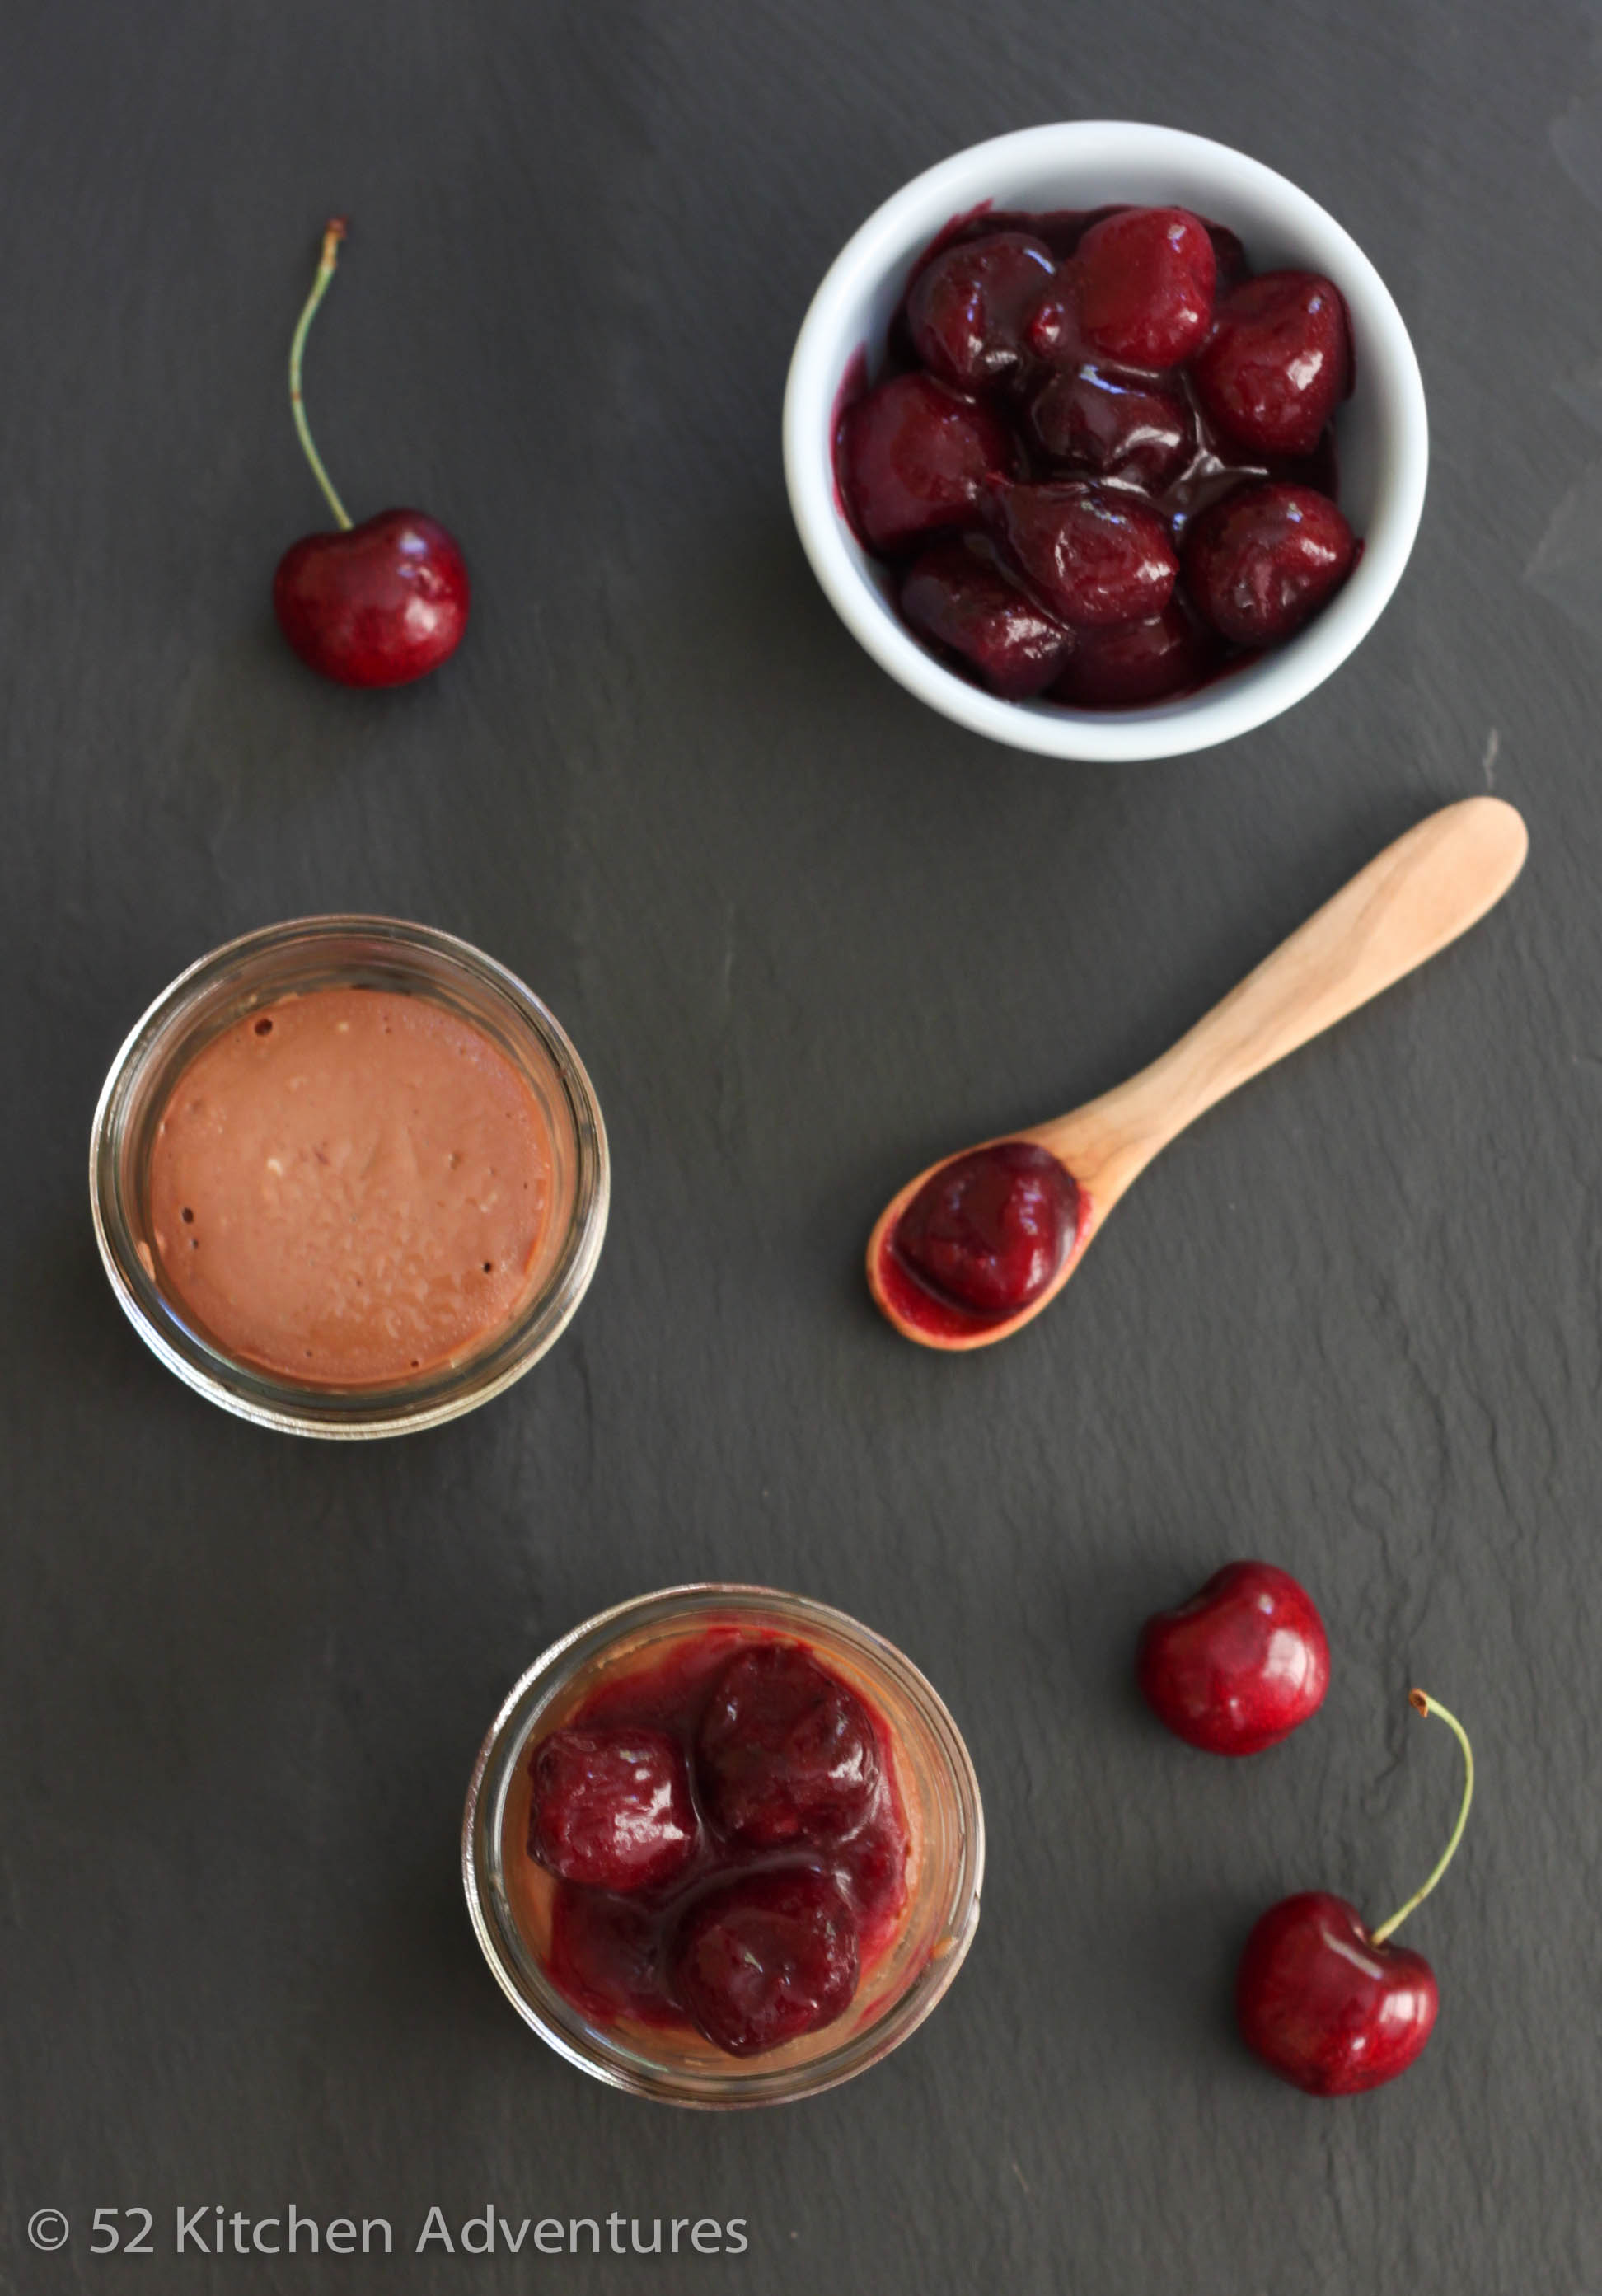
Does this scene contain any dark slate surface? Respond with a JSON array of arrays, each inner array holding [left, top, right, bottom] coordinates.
[[4, 1, 1600, 2289]]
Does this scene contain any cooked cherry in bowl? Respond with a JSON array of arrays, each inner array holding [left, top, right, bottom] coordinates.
[[522, 1633, 914, 2058], [834, 203, 1358, 710]]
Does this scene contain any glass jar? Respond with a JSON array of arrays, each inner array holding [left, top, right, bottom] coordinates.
[[462, 1584, 985, 2106], [89, 916, 608, 1437]]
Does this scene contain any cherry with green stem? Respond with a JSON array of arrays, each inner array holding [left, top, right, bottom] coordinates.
[[1235, 1688, 1474, 2095], [272, 218, 470, 688]]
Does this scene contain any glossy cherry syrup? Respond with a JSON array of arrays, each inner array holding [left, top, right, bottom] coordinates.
[[835, 202, 1357, 707], [882, 1141, 1082, 1336], [836, 370, 1014, 554], [528, 1725, 697, 1891], [673, 1869, 861, 2057], [528, 1633, 911, 2057], [1026, 364, 1196, 494], [906, 229, 1055, 389], [272, 220, 470, 687], [900, 537, 1074, 698], [986, 476, 1178, 627], [1055, 596, 1216, 709], [1183, 483, 1356, 649], [1192, 271, 1352, 458], [1136, 1561, 1329, 1755]]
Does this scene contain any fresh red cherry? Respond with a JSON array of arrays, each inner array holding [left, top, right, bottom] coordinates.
[[1237, 1892, 1437, 2096], [1184, 481, 1356, 647], [836, 372, 1013, 554], [906, 231, 1056, 390], [274, 512, 471, 686], [670, 1867, 860, 2056], [1192, 270, 1352, 457], [272, 221, 470, 686], [1052, 597, 1218, 709], [527, 1726, 697, 1891], [1136, 1561, 1329, 1754], [900, 537, 1074, 698], [1073, 205, 1217, 368], [893, 1141, 1080, 1316], [1026, 363, 1197, 493], [697, 1646, 878, 1847], [987, 478, 1178, 627], [1238, 1689, 1473, 2095]]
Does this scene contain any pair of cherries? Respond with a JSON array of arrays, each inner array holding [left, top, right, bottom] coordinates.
[[1139, 1562, 1474, 2096], [272, 220, 469, 688]]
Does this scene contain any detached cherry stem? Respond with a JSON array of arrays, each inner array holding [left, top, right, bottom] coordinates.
[[1370, 1689, 1474, 1946], [288, 218, 354, 532]]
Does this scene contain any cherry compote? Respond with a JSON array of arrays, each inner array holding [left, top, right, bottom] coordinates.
[[901, 537, 1073, 698], [834, 203, 1358, 708], [886, 1141, 1081, 1333], [526, 1633, 911, 2058]]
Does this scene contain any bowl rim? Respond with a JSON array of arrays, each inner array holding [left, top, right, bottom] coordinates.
[[88, 914, 611, 1439], [783, 119, 1429, 761], [461, 1582, 986, 2107]]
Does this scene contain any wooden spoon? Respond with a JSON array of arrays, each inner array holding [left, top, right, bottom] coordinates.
[[868, 797, 1529, 1352]]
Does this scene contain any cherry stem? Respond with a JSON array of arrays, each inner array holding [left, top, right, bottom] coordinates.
[[288, 218, 354, 532], [1370, 1689, 1474, 1946]]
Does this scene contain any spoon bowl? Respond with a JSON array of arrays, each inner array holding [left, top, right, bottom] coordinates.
[[869, 798, 1529, 1350]]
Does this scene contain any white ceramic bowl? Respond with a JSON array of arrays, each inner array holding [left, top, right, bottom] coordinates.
[[783, 122, 1428, 762]]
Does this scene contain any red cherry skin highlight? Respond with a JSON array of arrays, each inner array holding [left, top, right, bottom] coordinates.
[[1183, 482, 1356, 649], [696, 1645, 880, 1848], [1073, 205, 1217, 368], [1192, 270, 1351, 458], [527, 1726, 696, 1893], [986, 478, 1178, 628], [670, 1867, 860, 2057], [900, 538, 1075, 699], [1136, 1560, 1329, 1755], [1236, 1891, 1439, 2095], [836, 373, 1012, 554], [906, 230, 1056, 389], [273, 508, 471, 686]]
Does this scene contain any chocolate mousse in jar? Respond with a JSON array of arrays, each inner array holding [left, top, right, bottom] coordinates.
[[90, 916, 608, 1436]]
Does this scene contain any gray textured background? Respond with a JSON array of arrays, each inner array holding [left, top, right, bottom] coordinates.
[[4, 1, 1601, 2289]]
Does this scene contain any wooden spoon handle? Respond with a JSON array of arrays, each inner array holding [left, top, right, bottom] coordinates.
[[1042, 798, 1528, 1201]]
